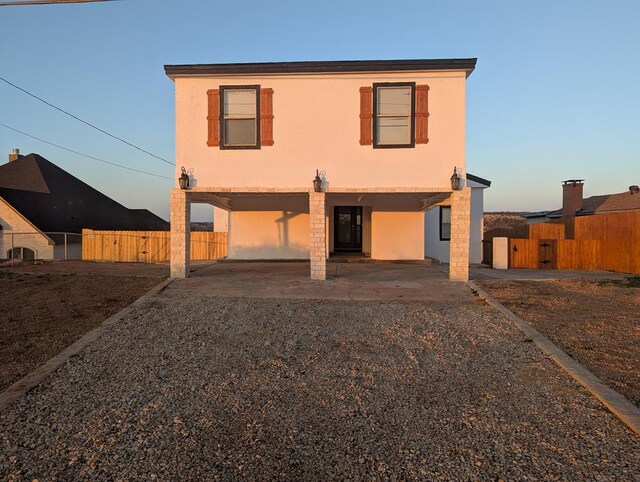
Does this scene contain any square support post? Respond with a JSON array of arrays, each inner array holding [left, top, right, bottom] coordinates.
[[170, 189, 191, 278], [449, 187, 471, 281], [309, 191, 327, 280]]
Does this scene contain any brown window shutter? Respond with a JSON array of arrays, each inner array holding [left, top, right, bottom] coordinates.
[[359, 86, 373, 145], [415, 85, 429, 144], [207, 89, 220, 147], [260, 88, 274, 146]]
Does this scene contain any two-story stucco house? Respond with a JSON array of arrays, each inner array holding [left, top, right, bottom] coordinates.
[[164, 58, 479, 281]]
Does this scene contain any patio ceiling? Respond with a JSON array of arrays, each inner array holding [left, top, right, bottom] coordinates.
[[186, 190, 451, 212]]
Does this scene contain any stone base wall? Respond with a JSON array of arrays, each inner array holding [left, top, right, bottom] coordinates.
[[170, 189, 191, 278], [309, 192, 327, 280], [449, 187, 471, 281]]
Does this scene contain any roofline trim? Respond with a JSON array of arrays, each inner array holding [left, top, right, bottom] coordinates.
[[466, 173, 491, 187], [164, 58, 477, 78]]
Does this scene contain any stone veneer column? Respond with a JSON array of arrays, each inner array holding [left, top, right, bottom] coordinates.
[[449, 187, 471, 281], [309, 192, 327, 280], [170, 189, 191, 278]]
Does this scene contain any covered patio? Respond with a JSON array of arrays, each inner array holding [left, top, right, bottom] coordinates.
[[170, 186, 472, 282]]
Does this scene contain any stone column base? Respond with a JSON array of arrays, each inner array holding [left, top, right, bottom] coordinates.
[[449, 187, 471, 281], [309, 192, 327, 280], [170, 189, 191, 278]]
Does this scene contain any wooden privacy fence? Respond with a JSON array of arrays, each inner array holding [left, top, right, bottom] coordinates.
[[82, 230, 227, 263], [509, 239, 605, 270], [498, 210, 640, 273]]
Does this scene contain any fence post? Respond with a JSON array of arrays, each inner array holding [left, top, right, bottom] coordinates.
[[64, 233, 68, 260], [493, 237, 509, 269]]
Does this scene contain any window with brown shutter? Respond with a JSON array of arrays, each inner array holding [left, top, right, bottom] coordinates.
[[208, 85, 274, 149], [260, 88, 274, 146], [207, 89, 220, 146], [220, 85, 260, 149], [359, 86, 373, 145], [415, 85, 429, 144]]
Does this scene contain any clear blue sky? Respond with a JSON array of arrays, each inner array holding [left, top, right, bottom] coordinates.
[[1, 0, 639, 220]]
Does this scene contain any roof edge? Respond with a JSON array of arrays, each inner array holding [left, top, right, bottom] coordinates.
[[466, 173, 491, 187], [164, 58, 477, 79], [0, 195, 54, 245]]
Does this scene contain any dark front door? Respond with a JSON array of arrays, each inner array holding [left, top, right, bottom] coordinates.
[[334, 206, 362, 252]]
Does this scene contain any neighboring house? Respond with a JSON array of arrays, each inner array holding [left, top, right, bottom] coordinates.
[[0, 150, 169, 260], [522, 180, 640, 223], [164, 58, 483, 281], [521, 211, 551, 225], [424, 173, 490, 264]]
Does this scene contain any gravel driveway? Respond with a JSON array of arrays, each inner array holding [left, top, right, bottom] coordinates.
[[1, 289, 638, 480]]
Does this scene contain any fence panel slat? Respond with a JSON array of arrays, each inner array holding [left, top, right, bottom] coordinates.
[[82, 229, 227, 263]]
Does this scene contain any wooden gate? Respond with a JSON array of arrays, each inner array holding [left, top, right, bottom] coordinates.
[[509, 238, 558, 269], [537, 240, 557, 269]]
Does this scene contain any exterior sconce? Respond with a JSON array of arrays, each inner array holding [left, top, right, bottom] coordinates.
[[450, 166, 462, 191], [313, 169, 323, 192], [179, 166, 190, 190]]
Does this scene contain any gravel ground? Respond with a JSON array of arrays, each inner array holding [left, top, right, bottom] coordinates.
[[0, 271, 163, 391], [1, 294, 639, 480], [477, 278, 640, 406]]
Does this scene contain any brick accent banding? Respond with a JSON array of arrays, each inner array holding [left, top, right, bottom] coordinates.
[[170, 189, 191, 278], [449, 187, 471, 281], [309, 192, 327, 280]]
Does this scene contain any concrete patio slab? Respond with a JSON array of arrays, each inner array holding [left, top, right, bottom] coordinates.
[[165, 261, 476, 303]]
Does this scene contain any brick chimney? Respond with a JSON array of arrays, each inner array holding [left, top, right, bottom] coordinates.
[[562, 180, 584, 218], [8, 148, 22, 163]]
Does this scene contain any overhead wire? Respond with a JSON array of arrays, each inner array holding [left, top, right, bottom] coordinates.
[[0, 122, 173, 181], [0, 0, 119, 8], [0, 76, 174, 165]]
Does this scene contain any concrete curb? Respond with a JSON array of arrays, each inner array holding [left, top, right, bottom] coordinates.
[[468, 280, 640, 437], [0, 277, 173, 413]]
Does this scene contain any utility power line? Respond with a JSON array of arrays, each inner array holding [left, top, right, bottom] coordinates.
[[0, 76, 174, 166], [0, 0, 118, 6], [0, 122, 173, 181]]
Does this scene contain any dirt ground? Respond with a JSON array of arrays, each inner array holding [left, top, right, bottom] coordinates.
[[0, 266, 163, 392], [477, 277, 640, 406]]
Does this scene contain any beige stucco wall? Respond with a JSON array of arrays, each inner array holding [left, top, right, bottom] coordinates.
[[213, 206, 229, 232], [371, 211, 424, 260], [226, 208, 426, 260], [0, 198, 53, 259], [228, 211, 310, 259], [174, 70, 467, 190]]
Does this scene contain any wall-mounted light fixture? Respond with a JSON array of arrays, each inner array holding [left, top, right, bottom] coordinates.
[[313, 169, 323, 192], [179, 166, 190, 190], [450, 166, 462, 191]]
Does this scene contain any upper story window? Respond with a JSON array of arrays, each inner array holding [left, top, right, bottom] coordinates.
[[360, 82, 428, 147], [373, 82, 415, 148], [220, 85, 260, 149]]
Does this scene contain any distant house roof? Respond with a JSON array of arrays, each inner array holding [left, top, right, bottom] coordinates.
[[0, 153, 169, 234], [466, 173, 491, 187], [165, 58, 477, 78], [521, 211, 551, 219], [547, 190, 640, 217]]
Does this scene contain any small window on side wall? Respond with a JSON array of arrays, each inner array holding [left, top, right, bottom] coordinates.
[[440, 206, 451, 241], [220, 85, 260, 149], [373, 82, 415, 148]]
